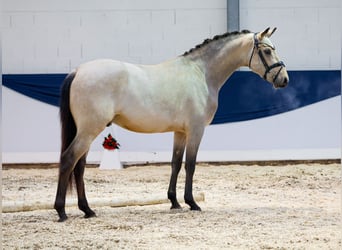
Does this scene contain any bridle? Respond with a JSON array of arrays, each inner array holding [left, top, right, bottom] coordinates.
[[248, 33, 285, 82]]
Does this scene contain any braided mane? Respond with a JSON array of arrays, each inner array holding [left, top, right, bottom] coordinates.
[[183, 30, 251, 56]]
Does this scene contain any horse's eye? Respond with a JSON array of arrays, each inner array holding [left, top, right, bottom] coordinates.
[[264, 49, 272, 55]]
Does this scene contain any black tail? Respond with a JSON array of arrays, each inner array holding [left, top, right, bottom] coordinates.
[[59, 71, 77, 189], [60, 71, 77, 154]]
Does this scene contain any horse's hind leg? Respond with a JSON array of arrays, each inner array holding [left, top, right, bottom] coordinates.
[[55, 153, 74, 222], [55, 146, 79, 222], [74, 153, 96, 218], [168, 132, 186, 209], [55, 134, 96, 222]]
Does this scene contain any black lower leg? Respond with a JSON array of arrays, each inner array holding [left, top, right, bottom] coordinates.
[[184, 161, 201, 211], [168, 166, 182, 209], [168, 132, 186, 210], [168, 191, 181, 209], [54, 178, 69, 222], [168, 155, 184, 209], [55, 163, 73, 222], [54, 199, 68, 222], [184, 196, 201, 211], [78, 198, 96, 218], [74, 155, 96, 218]]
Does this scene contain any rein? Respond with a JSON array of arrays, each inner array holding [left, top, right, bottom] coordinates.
[[248, 33, 285, 82]]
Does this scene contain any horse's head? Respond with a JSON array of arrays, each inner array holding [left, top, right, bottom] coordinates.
[[248, 27, 289, 88]]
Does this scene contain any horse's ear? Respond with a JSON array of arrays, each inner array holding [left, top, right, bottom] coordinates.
[[259, 27, 270, 40], [269, 27, 277, 37]]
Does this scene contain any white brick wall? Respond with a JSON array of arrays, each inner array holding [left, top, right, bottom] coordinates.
[[3, 1, 339, 73], [2, 0, 226, 12], [2, 0, 227, 73], [240, 0, 341, 70]]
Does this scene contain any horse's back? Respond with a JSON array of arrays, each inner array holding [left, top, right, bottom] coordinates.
[[76, 59, 127, 83]]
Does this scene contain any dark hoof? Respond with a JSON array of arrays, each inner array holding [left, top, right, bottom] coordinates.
[[170, 204, 182, 210], [190, 205, 202, 211], [169, 198, 181, 210], [84, 211, 96, 219], [185, 198, 201, 211], [56, 209, 68, 222], [57, 215, 68, 222]]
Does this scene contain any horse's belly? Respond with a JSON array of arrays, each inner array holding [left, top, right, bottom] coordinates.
[[113, 114, 180, 133]]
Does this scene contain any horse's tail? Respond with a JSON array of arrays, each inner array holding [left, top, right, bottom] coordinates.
[[59, 71, 77, 189], [60, 71, 77, 153]]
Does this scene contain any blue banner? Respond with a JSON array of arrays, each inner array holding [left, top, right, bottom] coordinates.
[[3, 74, 66, 107], [2, 70, 341, 124], [212, 70, 341, 124]]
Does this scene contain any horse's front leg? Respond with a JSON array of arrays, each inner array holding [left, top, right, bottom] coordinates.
[[168, 132, 186, 209], [184, 158, 201, 211], [184, 128, 204, 211]]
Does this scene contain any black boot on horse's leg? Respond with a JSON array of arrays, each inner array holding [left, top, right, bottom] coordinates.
[[74, 154, 96, 219]]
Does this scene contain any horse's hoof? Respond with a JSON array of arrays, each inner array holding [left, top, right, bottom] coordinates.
[[170, 205, 182, 210], [190, 205, 201, 211], [84, 211, 96, 219], [57, 215, 68, 222]]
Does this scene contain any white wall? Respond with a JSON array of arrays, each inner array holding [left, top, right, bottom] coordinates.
[[240, 0, 341, 70], [2, 0, 227, 73], [2, 0, 341, 163]]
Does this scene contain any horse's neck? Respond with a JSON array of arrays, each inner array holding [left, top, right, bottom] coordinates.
[[190, 34, 253, 90]]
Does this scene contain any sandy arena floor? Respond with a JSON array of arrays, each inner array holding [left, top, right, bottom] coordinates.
[[2, 163, 341, 249]]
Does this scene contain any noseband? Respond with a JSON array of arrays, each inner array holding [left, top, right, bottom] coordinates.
[[248, 33, 285, 82]]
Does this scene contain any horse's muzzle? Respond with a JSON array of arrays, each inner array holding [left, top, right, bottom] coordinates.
[[274, 75, 289, 88]]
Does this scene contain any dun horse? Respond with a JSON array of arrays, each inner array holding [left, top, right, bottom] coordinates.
[[55, 27, 289, 222]]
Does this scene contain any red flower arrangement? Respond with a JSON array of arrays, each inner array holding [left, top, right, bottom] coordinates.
[[102, 134, 120, 150]]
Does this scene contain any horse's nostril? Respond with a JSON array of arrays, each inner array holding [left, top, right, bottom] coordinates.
[[283, 77, 288, 84]]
